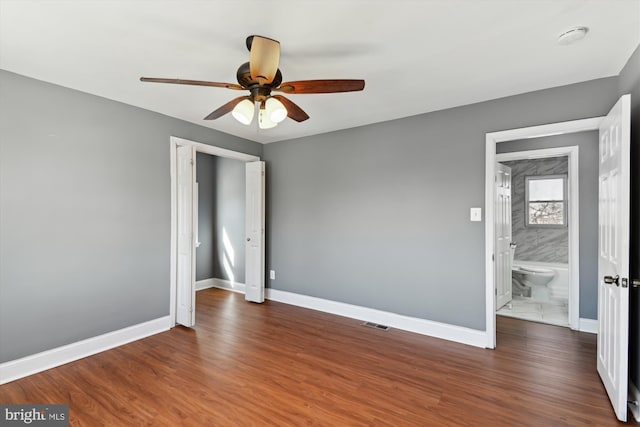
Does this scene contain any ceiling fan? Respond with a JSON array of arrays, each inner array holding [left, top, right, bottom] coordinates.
[[140, 35, 365, 129]]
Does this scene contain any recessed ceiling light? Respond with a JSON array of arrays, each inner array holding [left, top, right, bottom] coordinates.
[[558, 26, 589, 45]]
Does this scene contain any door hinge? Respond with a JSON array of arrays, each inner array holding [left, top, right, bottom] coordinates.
[[492, 254, 495, 262]]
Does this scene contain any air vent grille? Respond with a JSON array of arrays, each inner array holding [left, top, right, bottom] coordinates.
[[363, 321, 390, 331]]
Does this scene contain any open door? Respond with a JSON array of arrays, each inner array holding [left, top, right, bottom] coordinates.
[[597, 94, 631, 422], [176, 144, 196, 327], [245, 161, 265, 303], [495, 163, 513, 309]]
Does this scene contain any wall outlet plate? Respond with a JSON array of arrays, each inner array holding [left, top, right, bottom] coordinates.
[[269, 270, 276, 280]]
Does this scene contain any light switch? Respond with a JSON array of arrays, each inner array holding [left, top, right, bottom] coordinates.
[[270, 270, 276, 280], [470, 208, 482, 222]]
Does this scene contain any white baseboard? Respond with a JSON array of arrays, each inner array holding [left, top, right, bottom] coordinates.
[[0, 316, 171, 385], [630, 381, 640, 421], [198, 278, 245, 294], [265, 289, 486, 348], [195, 278, 216, 291], [578, 318, 598, 334]]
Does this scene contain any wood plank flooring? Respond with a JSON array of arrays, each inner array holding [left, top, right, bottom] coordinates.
[[0, 288, 635, 426]]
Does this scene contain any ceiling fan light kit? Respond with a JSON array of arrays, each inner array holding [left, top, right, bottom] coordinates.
[[231, 98, 254, 125], [140, 35, 365, 130]]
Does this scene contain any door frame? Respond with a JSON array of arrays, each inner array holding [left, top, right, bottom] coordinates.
[[496, 146, 579, 329], [485, 117, 603, 348], [169, 136, 260, 327]]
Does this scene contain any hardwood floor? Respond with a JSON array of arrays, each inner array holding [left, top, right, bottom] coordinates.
[[0, 288, 635, 426]]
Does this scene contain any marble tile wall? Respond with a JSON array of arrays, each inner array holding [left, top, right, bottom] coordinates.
[[502, 157, 569, 263]]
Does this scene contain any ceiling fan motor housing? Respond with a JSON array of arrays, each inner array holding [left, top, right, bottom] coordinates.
[[236, 62, 283, 102]]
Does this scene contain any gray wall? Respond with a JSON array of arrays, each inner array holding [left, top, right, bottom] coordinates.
[[501, 157, 569, 264], [196, 153, 217, 281], [618, 45, 640, 388], [497, 132, 599, 320], [264, 77, 619, 330], [0, 70, 262, 362], [195, 153, 246, 283]]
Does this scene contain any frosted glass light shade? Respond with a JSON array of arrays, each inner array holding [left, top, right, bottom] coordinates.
[[231, 99, 254, 125], [265, 97, 287, 123], [258, 108, 277, 129]]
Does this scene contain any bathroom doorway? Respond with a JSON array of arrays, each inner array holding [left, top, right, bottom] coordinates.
[[484, 117, 604, 349], [495, 149, 576, 328]]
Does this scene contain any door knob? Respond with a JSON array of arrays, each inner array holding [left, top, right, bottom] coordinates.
[[603, 275, 620, 286]]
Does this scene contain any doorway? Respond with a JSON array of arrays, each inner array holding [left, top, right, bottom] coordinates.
[[495, 148, 578, 329], [484, 117, 603, 349], [169, 136, 264, 328], [194, 151, 247, 294]]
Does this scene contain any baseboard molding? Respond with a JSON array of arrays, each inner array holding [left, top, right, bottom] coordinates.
[[578, 318, 598, 334], [266, 289, 486, 348], [0, 316, 171, 385], [630, 381, 640, 421], [195, 278, 216, 291], [198, 278, 245, 294]]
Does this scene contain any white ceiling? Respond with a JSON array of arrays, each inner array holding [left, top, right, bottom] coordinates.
[[1, 0, 638, 144]]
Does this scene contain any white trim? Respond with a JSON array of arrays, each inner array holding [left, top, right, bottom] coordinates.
[[172, 136, 260, 162], [196, 278, 216, 291], [197, 278, 246, 294], [496, 146, 580, 331], [0, 316, 171, 385], [169, 136, 260, 326], [489, 117, 603, 143], [578, 318, 599, 334], [266, 289, 486, 348], [485, 116, 604, 349], [629, 381, 640, 422]]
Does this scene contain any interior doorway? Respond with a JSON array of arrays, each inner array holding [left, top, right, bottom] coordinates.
[[194, 151, 247, 295], [494, 148, 578, 329], [484, 117, 603, 349], [169, 136, 264, 328]]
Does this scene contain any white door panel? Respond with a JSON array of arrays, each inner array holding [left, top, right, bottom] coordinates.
[[597, 95, 630, 422], [495, 163, 512, 309], [245, 161, 265, 303], [176, 145, 196, 327]]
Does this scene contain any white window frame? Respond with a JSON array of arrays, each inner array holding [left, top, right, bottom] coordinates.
[[524, 174, 568, 228]]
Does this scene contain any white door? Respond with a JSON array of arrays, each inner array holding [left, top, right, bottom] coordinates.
[[597, 95, 630, 422], [245, 161, 265, 303], [495, 163, 513, 309], [176, 145, 196, 326]]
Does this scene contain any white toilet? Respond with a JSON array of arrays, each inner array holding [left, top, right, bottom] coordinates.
[[510, 244, 556, 297], [512, 265, 556, 288]]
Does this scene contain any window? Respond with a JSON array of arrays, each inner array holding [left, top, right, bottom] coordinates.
[[525, 175, 567, 227]]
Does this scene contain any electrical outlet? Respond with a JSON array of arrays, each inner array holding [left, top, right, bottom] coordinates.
[[270, 270, 276, 280]]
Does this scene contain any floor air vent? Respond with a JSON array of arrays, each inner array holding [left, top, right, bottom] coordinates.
[[363, 321, 390, 331]]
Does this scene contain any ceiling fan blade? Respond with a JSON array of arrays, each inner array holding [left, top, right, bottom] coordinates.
[[249, 35, 280, 86], [204, 96, 248, 120], [272, 95, 310, 122], [275, 79, 365, 94], [140, 77, 244, 90]]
